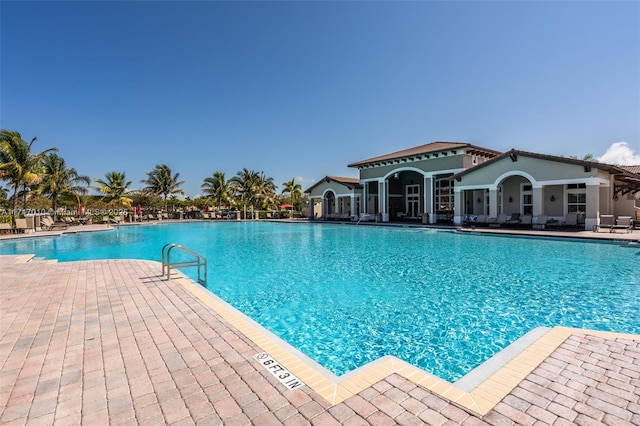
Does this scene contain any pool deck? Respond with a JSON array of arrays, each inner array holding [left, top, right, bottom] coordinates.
[[1, 222, 639, 425]]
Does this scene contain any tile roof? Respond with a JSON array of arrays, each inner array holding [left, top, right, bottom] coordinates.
[[304, 175, 361, 193], [621, 165, 640, 174], [348, 142, 501, 168]]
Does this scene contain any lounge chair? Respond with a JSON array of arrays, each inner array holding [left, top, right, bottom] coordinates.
[[78, 216, 93, 225], [593, 215, 614, 232], [562, 212, 579, 231], [61, 216, 76, 225], [610, 216, 632, 233], [519, 214, 533, 228], [506, 213, 521, 226], [14, 218, 31, 233], [0, 223, 12, 234], [41, 216, 68, 231], [490, 214, 507, 228], [532, 215, 548, 230]]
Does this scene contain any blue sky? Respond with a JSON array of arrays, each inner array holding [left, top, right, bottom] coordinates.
[[2, 1, 639, 197]]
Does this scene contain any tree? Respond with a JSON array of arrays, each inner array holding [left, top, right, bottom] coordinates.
[[281, 178, 303, 210], [255, 172, 277, 210], [201, 171, 231, 209], [92, 171, 133, 208], [229, 168, 277, 217], [38, 153, 90, 212], [140, 164, 185, 212], [569, 153, 596, 161], [0, 130, 57, 222]]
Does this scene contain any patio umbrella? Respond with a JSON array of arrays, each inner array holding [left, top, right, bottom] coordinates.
[[205, 204, 210, 212], [77, 203, 83, 217], [136, 204, 142, 216]]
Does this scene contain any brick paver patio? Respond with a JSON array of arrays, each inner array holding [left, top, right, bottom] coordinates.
[[1, 256, 638, 425]]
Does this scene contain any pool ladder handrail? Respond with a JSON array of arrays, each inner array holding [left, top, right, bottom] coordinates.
[[161, 243, 207, 285]]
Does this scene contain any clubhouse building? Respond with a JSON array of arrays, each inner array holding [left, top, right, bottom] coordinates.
[[305, 141, 640, 230]]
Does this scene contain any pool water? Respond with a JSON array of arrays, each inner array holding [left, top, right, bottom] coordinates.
[[1, 222, 638, 382]]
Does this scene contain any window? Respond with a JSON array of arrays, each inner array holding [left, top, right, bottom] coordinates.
[[405, 184, 420, 218], [435, 175, 454, 213], [567, 183, 586, 213], [521, 184, 533, 215]]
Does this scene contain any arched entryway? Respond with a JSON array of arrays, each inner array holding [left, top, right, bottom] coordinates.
[[387, 170, 424, 221], [324, 191, 336, 217]]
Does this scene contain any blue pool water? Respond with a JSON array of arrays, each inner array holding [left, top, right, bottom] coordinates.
[[1, 222, 638, 382]]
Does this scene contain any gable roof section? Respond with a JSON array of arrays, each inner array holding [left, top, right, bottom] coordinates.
[[347, 141, 501, 168], [621, 165, 640, 174], [453, 149, 640, 196], [304, 176, 361, 194]]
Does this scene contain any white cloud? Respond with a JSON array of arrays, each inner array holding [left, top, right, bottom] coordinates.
[[597, 141, 640, 165]]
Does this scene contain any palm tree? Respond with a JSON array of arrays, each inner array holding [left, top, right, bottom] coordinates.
[[38, 153, 91, 212], [140, 164, 185, 212], [92, 171, 133, 208], [0, 130, 57, 222], [201, 171, 231, 210], [281, 178, 303, 210], [230, 168, 277, 217], [255, 172, 277, 210], [230, 168, 258, 218]]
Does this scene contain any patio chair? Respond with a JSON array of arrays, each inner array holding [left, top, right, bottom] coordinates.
[[41, 216, 68, 231], [78, 216, 93, 225], [532, 215, 548, 230], [507, 213, 521, 225], [593, 215, 614, 232], [519, 214, 533, 228], [491, 214, 507, 228], [562, 212, 585, 231], [610, 216, 632, 233], [15, 218, 31, 233], [61, 216, 76, 225], [0, 223, 12, 234]]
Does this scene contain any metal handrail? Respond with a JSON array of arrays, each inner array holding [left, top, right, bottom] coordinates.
[[161, 243, 207, 285]]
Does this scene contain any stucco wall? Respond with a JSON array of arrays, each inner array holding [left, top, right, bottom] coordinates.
[[458, 156, 598, 186], [358, 155, 465, 180], [307, 180, 358, 198]]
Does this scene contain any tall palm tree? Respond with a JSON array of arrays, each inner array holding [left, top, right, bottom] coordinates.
[[281, 178, 303, 210], [230, 168, 258, 217], [140, 164, 185, 212], [38, 153, 91, 212], [0, 130, 57, 222], [92, 171, 133, 208], [255, 171, 277, 210], [201, 171, 231, 210]]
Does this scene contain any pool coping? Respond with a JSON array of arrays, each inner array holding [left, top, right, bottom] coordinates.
[[170, 266, 640, 415]]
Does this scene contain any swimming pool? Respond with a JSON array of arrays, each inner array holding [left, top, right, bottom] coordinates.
[[1, 222, 638, 382]]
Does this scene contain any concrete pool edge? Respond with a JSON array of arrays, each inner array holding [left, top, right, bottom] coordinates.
[[169, 264, 640, 415]]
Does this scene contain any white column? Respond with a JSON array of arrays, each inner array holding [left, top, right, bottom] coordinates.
[[379, 180, 389, 222], [585, 184, 599, 231], [362, 183, 368, 216], [532, 186, 543, 216], [489, 189, 499, 218], [453, 187, 463, 225]]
